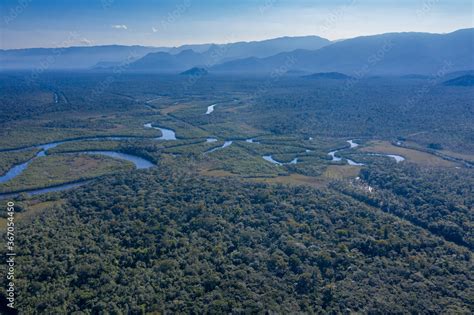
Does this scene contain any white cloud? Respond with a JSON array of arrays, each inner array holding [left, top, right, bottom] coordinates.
[[111, 24, 128, 30], [152, 27, 158, 33], [79, 38, 92, 45]]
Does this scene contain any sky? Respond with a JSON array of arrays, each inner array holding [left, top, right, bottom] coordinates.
[[1, 0, 473, 49]]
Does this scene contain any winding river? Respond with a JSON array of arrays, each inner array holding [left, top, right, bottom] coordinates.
[[206, 104, 216, 115], [328, 150, 343, 162], [205, 141, 233, 153], [1, 120, 407, 199], [386, 154, 405, 163], [263, 155, 298, 166], [0, 160, 34, 184], [347, 159, 364, 166], [246, 139, 260, 144], [0, 150, 155, 199], [328, 140, 364, 165], [0, 181, 90, 200], [328, 140, 405, 164], [143, 123, 177, 140], [82, 151, 155, 169], [347, 140, 358, 149], [368, 153, 405, 163], [0, 123, 177, 197]]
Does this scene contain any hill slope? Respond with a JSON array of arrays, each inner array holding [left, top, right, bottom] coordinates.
[[180, 67, 209, 76], [443, 74, 474, 86], [127, 49, 206, 72]]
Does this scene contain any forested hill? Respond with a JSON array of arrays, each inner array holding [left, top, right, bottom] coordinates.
[[7, 167, 473, 314]]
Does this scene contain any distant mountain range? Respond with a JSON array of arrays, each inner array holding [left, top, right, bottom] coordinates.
[[0, 36, 330, 71], [212, 29, 474, 75], [203, 36, 331, 62], [1, 29, 473, 76], [0, 45, 166, 70], [125, 36, 331, 72], [303, 72, 353, 80]]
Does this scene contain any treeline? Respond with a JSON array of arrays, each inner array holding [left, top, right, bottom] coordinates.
[[334, 162, 473, 249], [253, 78, 474, 153]]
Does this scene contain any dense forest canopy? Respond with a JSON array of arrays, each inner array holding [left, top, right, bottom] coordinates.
[[7, 169, 474, 313], [0, 71, 472, 313]]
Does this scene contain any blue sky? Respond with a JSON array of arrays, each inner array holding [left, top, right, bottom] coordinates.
[[1, 0, 473, 49]]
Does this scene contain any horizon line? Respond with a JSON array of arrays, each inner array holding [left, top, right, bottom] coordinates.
[[1, 27, 471, 51]]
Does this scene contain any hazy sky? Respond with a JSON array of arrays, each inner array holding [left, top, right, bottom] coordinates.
[[1, 0, 473, 49]]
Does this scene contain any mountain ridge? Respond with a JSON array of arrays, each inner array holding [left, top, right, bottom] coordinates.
[[0, 35, 331, 71], [211, 28, 474, 75], [1, 29, 472, 74]]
